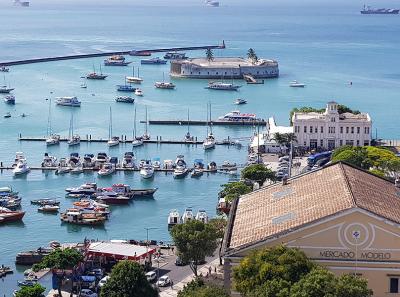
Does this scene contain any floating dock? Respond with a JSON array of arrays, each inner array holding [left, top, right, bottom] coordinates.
[[243, 74, 265, 84], [0, 42, 226, 66], [142, 120, 266, 126]]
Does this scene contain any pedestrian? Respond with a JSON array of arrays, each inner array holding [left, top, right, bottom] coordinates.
[[208, 266, 212, 275], [214, 266, 217, 273], [170, 280, 174, 289]]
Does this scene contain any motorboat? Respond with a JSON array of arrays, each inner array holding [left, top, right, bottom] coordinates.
[[218, 110, 258, 122], [141, 58, 167, 65], [155, 81, 175, 89], [107, 55, 126, 62], [68, 135, 80, 146], [55, 158, 70, 174], [163, 159, 174, 170], [104, 59, 131, 66], [205, 0, 219, 7], [207, 161, 217, 172], [0, 186, 18, 197], [4, 95, 15, 104], [289, 80, 306, 88], [234, 98, 247, 105], [134, 89, 143, 96], [0, 66, 9, 72], [132, 137, 143, 147], [115, 96, 135, 103], [86, 65, 107, 80], [13, 161, 30, 176], [65, 183, 98, 195], [140, 160, 154, 179], [206, 82, 241, 91], [108, 136, 120, 147], [181, 208, 194, 223], [60, 209, 106, 225], [46, 134, 60, 146], [41, 153, 57, 168], [70, 165, 84, 175], [184, 132, 194, 142], [191, 159, 204, 178], [131, 187, 158, 198], [191, 169, 203, 178], [220, 161, 238, 171], [94, 153, 109, 168], [83, 154, 95, 168], [203, 132, 216, 150], [168, 209, 180, 229], [31, 199, 60, 206], [98, 163, 115, 177], [173, 155, 188, 179], [0, 86, 14, 94], [152, 157, 161, 169], [122, 152, 135, 168], [164, 52, 187, 60], [67, 153, 81, 167], [4, 112, 11, 118], [116, 84, 136, 92], [195, 209, 209, 223], [38, 205, 60, 213], [97, 195, 130, 205], [55, 96, 81, 107]]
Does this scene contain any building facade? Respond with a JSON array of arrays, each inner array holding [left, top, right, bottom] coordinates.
[[223, 162, 400, 296], [292, 101, 372, 150], [170, 57, 279, 79]]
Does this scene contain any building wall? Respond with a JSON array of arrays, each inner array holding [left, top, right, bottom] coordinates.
[[292, 102, 372, 150], [224, 209, 400, 296]]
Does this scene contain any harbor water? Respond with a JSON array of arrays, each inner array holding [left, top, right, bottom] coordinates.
[[1, 1, 400, 295]]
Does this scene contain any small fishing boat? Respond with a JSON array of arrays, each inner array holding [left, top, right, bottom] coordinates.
[[4, 95, 15, 104], [289, 80, 306, 88], [195, 209, 209, 223], [115, 96, 135, 103], [13, 161, 30, 176], [55, 96, 81, 107], [0, 66, 9, 72], [141, 57, 167, 65], [168, 209, 180, 229], [38, 205, 60, 213], [206, 82, 241, 91], [234, 98, 247, 105], [98, 163, 115, 177], [134, 88, 143, 96], [181, 208, 194, 223], [4, 112, 11, 118], [0, 207, 25, 223], [140, 160, 154, 179]]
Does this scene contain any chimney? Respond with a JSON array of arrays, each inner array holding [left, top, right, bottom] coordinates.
[[395, 178, 400, 188], [282, 175, 288, 186]]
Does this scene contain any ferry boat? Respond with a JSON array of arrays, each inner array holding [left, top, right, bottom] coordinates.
[[0, 86, 14, 94], [206, 82, 241, 91], [155, 82, 175, 89], [164, 52, 187, 60], [4, 95, 15, 104], [55, 96, 81, 107], [195, 210, 209, 223], [0, 66, 9, 72], [115, 96, 135, 103], [289, 80, 306, 88], [0, 207, 25, 223], [104, 56, 131, 66], [140, 160, 154, 179], [181, 208, 194, 223], [234, 98, 247, 105], [361, 5, 399, 14], [141, 57, 167, 65], [168, 209, 180, 229], [218, 110, 257, 122]]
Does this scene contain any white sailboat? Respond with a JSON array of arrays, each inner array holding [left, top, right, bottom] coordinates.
[[45, 99, 60, 146], [126, 66, 143, 84], [142, 106, 150, 140], [107, 107, 120, 147], [132, 107, 143, 147], [184, 108, 194, 142], [203, 102, 216, 150], [67, 114, 80, 146]]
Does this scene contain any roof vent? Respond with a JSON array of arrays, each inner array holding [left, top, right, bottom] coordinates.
[[272, 187, 294, 200], [272, 212, 295, 225]]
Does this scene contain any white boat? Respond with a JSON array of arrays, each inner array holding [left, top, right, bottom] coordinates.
[[140, 160, 154, 179], [203, 102, 216, 150], [98, 163, 115, 177], [184, 109, 194, 142], [70, 165, 84, 175], [289, 80, 306, 88], [126, 66, 143, 84], [134, 89, 143, 96], [132, 107, 144, 147], [206, 82, 241, 91], [107, 107, 119, 147], [205, 0, 219, 7], [173, 155, 188, 179], [195, 209, 209, 223], [55, 158, 70, 174], [55, 96, 81, 107], [168, 209, 180, 228], [234, 98, 247, 105], [155, 82, 175, 89], [41, 153, 57, 168], [181, 208, 194, 223], [163, 160, 174, 170], [218, 110, 257, 122], [152, 158, 161, 169], [12, 152, 26, 168], [4, 95, 15, 104], [122, 152, 135, 168], [67, 114, 80, 146], [13, 161, 30, 176], [46, 134, 60, 146]]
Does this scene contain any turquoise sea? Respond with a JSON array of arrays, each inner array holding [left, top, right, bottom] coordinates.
[[1, 1, 400, 295]]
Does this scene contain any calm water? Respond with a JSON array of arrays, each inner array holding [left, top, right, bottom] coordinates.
[[1, 1, 400, 295]]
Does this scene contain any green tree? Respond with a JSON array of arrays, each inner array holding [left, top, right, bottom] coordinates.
[[100, 260, 158, 297], [219, 181, 252, 203], [233, 246, 315, 296], [178, 279, 229, 297], [241, 164, 276, 184], [249, 279, 291, 297], [33, 248, 83, 297], [206, 48, 214, 62], [336, 274, 373, 297], [332, 147, 371, 170], [272, 132, 287, 146], [209, 217, 227, 265], [247, 48, 258, 64], [337, 105, 360, 115], [290, 268, 337, 297], [170, 220, 219, 276], [15, 284, 46, 297]]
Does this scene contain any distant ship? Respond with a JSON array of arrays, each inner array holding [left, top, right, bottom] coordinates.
[[361, 5, 399, 14], [14, 0, 30, 7], [205, 0, 219, 7]]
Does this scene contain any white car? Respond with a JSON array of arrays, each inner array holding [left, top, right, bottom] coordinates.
[[80, 289, 98, 297], [156, 275, 171, 287], [98, 275, 110, 288], [145, 271, 157, 282]]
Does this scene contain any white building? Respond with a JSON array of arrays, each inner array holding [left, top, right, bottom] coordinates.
[[170, 57, 279, 79], [292, 101, 372, 150]]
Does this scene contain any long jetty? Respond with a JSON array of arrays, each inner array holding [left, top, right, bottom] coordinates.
[[0, 42, 226, 66], [142, 120, 266, 126]]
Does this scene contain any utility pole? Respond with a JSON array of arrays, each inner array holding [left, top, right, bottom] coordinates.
[[144, 227, 157, 268]]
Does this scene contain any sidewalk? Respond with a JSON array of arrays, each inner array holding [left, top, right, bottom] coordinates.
[[160, 258, 222, 297]]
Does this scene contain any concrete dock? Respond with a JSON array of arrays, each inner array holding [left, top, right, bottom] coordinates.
[[143, 120, 266, 126]]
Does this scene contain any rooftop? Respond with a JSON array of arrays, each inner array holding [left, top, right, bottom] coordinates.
[[86, 242, 155, 260], [176, 57, 278, 68], [224, 162, 400, 254]]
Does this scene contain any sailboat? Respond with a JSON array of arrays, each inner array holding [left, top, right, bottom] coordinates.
[[107, 107, 119, 147], [0, 75, 14, 94], [155, 72, 175, 89], [203, 102, 216, 150], [45, 99, 60, 146], [126, 66, 143, 84], [132, 107, 143, 147], [184, 108, 193, 142], [86, 64, 107, 80], [142, 106, 150, 140], [67, 114, 80, 146]]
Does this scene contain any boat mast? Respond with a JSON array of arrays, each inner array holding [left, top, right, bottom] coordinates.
[[209, 102, 213, 134], [206, 103, 209, 136], [145, 106, 148, 136], [187, 108, 190, 134], [109, 106, 112, 140], [47, 98, 52, 136], [133, 107, 137, 139]]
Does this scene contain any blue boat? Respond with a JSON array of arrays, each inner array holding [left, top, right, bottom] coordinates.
[[116, 85, 136, 92], [4, 95, 15, 104], [141, 58, 167, 65]]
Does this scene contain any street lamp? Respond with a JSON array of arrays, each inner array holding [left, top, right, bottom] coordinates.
[[144, 227, 158, 270]]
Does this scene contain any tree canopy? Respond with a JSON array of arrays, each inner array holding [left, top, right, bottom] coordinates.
[[247, 48, 258, 64], [178, 279, 229, 297], [218, 181, 252, 203], [170, 220, 219, 276], [241, 164, 276, 185], [100, 260, 158, 297], [15, 284, 46, 297]]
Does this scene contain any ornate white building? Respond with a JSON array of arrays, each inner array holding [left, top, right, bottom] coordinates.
[[292, 101, 372, 150]]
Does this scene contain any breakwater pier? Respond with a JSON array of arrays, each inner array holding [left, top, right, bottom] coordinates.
[[142, 119, 266, 126]]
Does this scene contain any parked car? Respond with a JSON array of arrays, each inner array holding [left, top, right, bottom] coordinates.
[[279, 156, 289, 162], [146, 271, 157, 282], [80, 289, 98, 297], [98, 275, 110, 288], [88, 268, 103, 279], [175, 257, 187, 266], [156, 275, 171, 287]]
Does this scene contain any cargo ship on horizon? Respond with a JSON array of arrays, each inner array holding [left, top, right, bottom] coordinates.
[[361, 5, 399, 14]]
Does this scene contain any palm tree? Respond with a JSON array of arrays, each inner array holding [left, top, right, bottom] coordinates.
[[272, 132, 286, 146], [285, 133, 297, 145], [206, 48, 214, 63], [247, 48, 258, 64]]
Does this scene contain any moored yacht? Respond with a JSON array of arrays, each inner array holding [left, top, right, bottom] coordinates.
[[126, 66, 143, 84], [195, 209, 209, 223], [152, 157, 161, 169], [107, 107, 119, 147], [98, 162, 115, 177], [55, 96, 81, 107], [46, 134, 60, 146], [4, 95, 15, 104], [55, 158, 70, 174], [203, 132, 216, 150], [206, 82, 241, 91], [234, 98, 247, 105], [168, 209, 180, 229], [173, 155, 188, 179], [122, 152, 135, 168], [181, 208, 194, 223], [13, 161, 30, 176], [68, 135, 80, 146], [218, 110, 257, 122], [41, 153, 57, 168], [140, 160, 154, 179], [289, 80, 306, 88]]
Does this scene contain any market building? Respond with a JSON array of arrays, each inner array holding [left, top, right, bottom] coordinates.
[[292, 101, 372, 150], [223, 162, 400, 297]]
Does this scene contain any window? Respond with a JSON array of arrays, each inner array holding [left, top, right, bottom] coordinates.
[[357, 127, 360, 134], [304, 126, 307, 133], [310, 126, 313, 133], [365, 127, 370, 134], [390, 278, 399, 293], [351, 127, 354, 134], [340, 140, 343, 146], [357, 140, 360, 146], [364, 141, 369, 146], [320, 139, 323, 147], [340, 127, 343, 134], [331, 117, 335, 122], [304, 141, 306, 146], [346, 127, 349, 134], [328, 127, 335, 134], [315, 127, 318, 133], [321, 126, 323, 133]]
